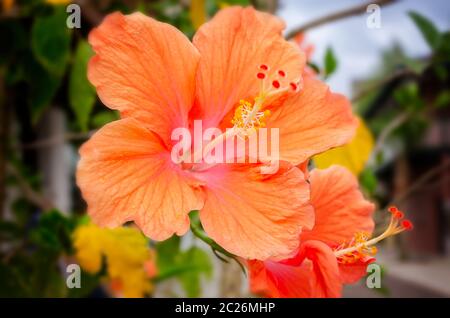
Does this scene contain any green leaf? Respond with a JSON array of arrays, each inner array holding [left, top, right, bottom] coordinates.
[[31, 7, 72, 75], [434, 90, 450, 108], [69, 40, 96, 131], [359, 168, 378, 196], [155, 236, 181, 269], [393, 82, 424, 112], [324, 47, 338, 78], [178, 247, 212, 297], [91, 111, 119, 128], [26, 54, 62, 123], [409, 11, 441, 50], [154, 235, 212, 297], [29, 210, 75, 253], [436, 31, 450, 58], [76, 214, 91, 226]]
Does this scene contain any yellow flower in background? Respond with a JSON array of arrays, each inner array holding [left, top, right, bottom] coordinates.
[[2, 0, 70, 11], [2, 0, 14, 12], [46, 0, 71, 4], [73, 223, 104, 273], [73, 223, 157, 298], [190, 0, 206, 30], [314, 117, 374, 176]]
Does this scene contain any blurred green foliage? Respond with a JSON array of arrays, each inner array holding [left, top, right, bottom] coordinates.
[[323, 46, 338, 79], [0, 0, 448, 299], [409, 11, 441, 50], [155, 236, 212, 297], [69, 40, 95, 131], [0, 210, 91, 297], [0, 0, 251, 298], [348, 11, 450, 208], [31, 6, 72, 76]]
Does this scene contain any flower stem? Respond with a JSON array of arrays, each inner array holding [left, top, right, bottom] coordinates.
[[189, 211, 246, 275]]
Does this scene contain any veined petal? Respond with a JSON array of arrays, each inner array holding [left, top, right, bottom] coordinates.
[[296, 240, 342, 298], [248, 259, 311, 298], [339, 256, 375, 284], [195, 162, 314, 260], [76, 118, 204, 241], [266, 76, 358, 165], [297, 159, 310, 179], [88, 12, 200, 145], [301, 166, 375, 245], [314, 117, 374, 176], [192, 6, 305, 128], [249, 240, 341, 298]]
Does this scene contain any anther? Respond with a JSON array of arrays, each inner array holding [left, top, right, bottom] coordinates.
[[257, 72, 266, 79], [278, 70, 286, 77], [259, 64, 269, 71]]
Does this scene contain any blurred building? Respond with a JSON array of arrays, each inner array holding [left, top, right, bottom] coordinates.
[[350, 57, 450, 297]]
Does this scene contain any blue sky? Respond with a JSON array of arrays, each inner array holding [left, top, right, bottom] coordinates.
[[278, 0, 450, 96]]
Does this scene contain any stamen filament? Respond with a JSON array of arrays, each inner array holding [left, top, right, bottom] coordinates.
[[178, 64, 300, 165], [178, 128, 237, 164], [201, 128, 236, 159], [334, 206, 413, 259]]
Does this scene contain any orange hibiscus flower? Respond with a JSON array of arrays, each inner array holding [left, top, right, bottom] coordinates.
[[76, 7, 356, 260], [248, 165, 413, 297]]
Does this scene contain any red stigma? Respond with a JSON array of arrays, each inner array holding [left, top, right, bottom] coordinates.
[[402, 219, 413, 230], [257, 72, 266, 79], [289, 82, 298, 91], [394, 211, 404, 219], [388, 206, 398, 213], [272, 80, 280, 89], [278, 70, 286, 77], [259, 64, 268, 71]]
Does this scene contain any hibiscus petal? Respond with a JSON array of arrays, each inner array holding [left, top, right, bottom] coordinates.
[[249, 240, 342, 298], [192, 6, 305, 128], [195, 162, 314, 260], [266, 76, 358, 165], [339, 256, 375, 284], [88, 12, 200, 145], [76, 118, 204, 241], [248, 259, 311, 298], [297, 159, 310, 179], [297, 240, 342, 298], [301, 166, 375, 245]]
